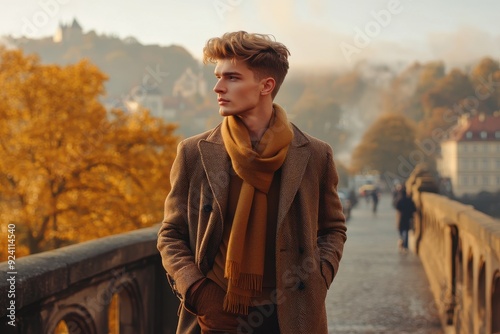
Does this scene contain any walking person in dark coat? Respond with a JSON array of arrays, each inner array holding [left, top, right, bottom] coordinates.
[[370, 188, 380, 215], [395, 186, 416, 252]]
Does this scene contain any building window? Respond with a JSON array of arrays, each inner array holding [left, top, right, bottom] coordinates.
[[472, 175, 478, 185], [466, 131, 473, 139], [472, 144, 478, 152], [483, 175, 489, 185], [461, 175, 468, 186], [483, 158, 489, 170], [480, 131, 487, 139], [495, 131, 500, 139]]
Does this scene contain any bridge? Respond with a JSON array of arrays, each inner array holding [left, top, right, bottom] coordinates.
[[1, 175, 500, 333], [326, 192, 443, 334]]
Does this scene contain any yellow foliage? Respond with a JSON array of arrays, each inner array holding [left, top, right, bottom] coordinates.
[[0, 48, 178, 259], [350, 113, 418, 176]]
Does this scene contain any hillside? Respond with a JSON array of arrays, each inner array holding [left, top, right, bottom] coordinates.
[[3, 23, 499, 174], [4, 23, 204, 99]]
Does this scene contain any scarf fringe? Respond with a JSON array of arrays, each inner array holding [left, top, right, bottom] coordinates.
[[225, 261, 263, 290], [237, 273, 263, 291], [225, 260, 240, 280], [223, 291, 252, 315]]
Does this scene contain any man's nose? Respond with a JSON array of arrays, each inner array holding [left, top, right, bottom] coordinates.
[[213, 80, 225, 93]]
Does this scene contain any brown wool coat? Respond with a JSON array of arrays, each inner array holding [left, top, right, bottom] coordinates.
[[157, 123, 347, 334]]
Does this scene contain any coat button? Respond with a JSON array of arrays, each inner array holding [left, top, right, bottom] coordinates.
[[298, 281, 306, 290], [203, 204, 212, 212]]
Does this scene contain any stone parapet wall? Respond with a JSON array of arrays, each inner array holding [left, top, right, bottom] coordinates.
[[414, 190, 500, 334], [0, 225, 178, 333]]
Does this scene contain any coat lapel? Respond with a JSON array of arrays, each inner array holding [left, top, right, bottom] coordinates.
[[198, 127, 230, 221], [277, 126, 311, 228]]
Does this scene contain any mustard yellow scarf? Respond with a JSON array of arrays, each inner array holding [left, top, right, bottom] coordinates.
[[220, 104, 293, 314]]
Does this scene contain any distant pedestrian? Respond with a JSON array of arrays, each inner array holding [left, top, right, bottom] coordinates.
[[395, 186, 416, 252], [392, 183, 403, 208], [371, 188, 380, 215]]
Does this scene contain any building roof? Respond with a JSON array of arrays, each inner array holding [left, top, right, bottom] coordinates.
[[71, 18, 82, 30], [447, 113, 500, 142]]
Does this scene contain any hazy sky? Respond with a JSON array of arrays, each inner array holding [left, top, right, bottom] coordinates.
[[1, 0, 499, 69]]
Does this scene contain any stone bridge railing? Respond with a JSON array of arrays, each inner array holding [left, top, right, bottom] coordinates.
[[410, 180, 500, 334], [2, 183, 499, 334], [0, 225, 179, 334]]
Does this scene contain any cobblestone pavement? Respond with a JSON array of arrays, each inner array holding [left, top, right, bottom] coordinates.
[[326, 194, 444, 334]]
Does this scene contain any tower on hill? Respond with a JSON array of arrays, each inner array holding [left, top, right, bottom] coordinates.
[[53, 18, 83, 43]]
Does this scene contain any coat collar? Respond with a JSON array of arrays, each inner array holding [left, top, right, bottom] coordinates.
[[200, 122, 310, 148], [198, 123, 311, 227]]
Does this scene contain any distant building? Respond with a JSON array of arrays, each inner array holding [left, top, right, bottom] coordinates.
[[172, 67, 207, 98], [437, 113, 500, 196], [139, 87, 164, 118], [53, 19, 83, 43]]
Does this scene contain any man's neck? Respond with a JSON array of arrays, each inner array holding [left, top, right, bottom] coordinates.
[[239, 104, 275, 142]]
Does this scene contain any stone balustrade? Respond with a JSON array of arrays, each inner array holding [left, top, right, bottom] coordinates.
[[2, 179, 499, 333], [0, 225, 179, 333], [411, 188, 500, 334]]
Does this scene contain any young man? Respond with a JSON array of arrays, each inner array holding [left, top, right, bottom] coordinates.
[[157, 31, 347, 334]]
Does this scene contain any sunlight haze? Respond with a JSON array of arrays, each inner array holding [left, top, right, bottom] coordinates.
[[1, 0, 499, 70]]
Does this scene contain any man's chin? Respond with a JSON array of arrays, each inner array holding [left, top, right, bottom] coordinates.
[[219, 109, 232, 117]]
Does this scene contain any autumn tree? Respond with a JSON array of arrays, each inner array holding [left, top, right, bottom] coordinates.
[[383, 61, 445, 122], [421, 68, 474, 117], [330, 69, 366, 106], [292, 92, 347, 148], [0, 48, 178, 258], [469, 57, 500, 114], [350, 113, 419, 180]]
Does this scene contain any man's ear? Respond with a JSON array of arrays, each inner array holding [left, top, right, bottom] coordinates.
[[260, 77, 276, 96]]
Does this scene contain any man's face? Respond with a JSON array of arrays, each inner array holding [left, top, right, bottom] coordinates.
[[213, 59, 263, 117]]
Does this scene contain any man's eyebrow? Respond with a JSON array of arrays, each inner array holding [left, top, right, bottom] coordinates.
[[214, 71, 242, 77]]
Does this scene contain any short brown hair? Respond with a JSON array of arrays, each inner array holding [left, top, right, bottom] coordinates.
[[203, 31, 290, 98]]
